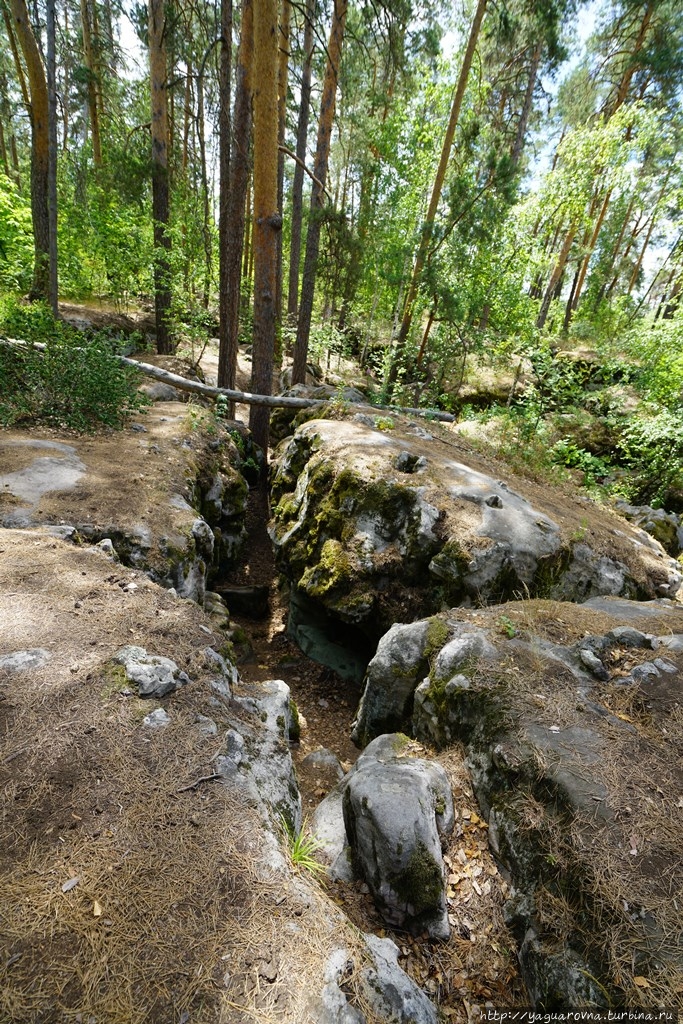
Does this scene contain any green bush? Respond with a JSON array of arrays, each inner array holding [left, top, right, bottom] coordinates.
[[614, 410, 683, 508], [0, 298, 149, 431]]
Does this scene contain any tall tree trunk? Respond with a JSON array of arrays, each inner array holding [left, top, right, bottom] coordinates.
[[217, 0, 253, 398], [604, 3, 653, 118], [149, 0, 173, 353], [536, 222, 576, 329], [249, 0, 280, 455], [275, 0, 290, 334], [80, 0, 102, 165], [9, 0, 50, 301], [3, 6, 31, 111], [196, 67, 212, 308], [46, 0, 57, 312], [61, 4, 70, 150], [510, 42, 541, 171], [292, 0, 348, 383], [387, 0, 488, 390], [182, 59, 192, 172], [0, 121, 9, 176], [286, 0, 314, 320], [218, 0, 232, 383]]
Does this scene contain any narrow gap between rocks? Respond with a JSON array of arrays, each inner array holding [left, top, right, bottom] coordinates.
[[218, 481, 364, 809]]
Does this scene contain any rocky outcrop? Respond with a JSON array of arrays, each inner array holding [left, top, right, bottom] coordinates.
[[270, 383, 368, 444], [350, 597, 683, 1009], [0, 407, 250, 604], [615, 499, 683, 556], [269, 416, 681, 641], [311, 734, 454, 939]]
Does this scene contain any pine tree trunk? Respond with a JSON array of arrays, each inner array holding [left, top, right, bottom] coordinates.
[[387, 0, 488, 390], [286, 0, 314, 320], [536, 222, 576, 329], [9, 0, 50, 301], [249, 0, 280, 455], [80, 0, 102, 165], [149, 0, 173, 353], [510, 42, 540, 171], [46, 0, 57, 313], [275, 0, 291, 332], [218, 0, 232, 384], [292, 0, 348, 383], [196, 68, 212, 308], [217, 0, 253, 398]]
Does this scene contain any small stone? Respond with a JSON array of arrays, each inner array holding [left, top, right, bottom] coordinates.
[[142, 708, 171, 729]]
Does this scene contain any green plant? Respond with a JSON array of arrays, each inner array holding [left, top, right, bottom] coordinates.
[[0, 298, 149, 430], [279, 815, 327, 878], [549, 437, 611, 488], [498, 614, 517, 639]]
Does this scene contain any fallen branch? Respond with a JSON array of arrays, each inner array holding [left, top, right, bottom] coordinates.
[[0, 336, 456, 423]]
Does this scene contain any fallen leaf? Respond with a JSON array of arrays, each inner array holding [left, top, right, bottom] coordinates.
[[93, 901, 103, 917], [633, 976, 651, 988]]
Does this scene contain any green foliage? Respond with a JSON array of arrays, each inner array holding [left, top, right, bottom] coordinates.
[[0, 298, 148, 430], [549, 437, 611, 488], [614, 410, 683, 508], [279, 816, 327, 878], [625, 311, 683, 411], [0, 178, 33, 292]]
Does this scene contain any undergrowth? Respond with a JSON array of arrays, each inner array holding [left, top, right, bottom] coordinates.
[[0, 297, 148, 431]]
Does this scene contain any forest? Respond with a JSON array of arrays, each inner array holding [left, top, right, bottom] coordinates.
[[1, 0, 683, 504]]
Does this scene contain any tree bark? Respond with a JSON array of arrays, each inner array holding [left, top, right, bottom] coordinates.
[[286, 0, 314, 320], [80, 0, 102, 165], [275, 0, 290, 332], [8, 0, 50, 301], [536, 222, 576, 329], [218, 0, 233, 389], [46, 0, 58, 313], [217, 0, 253, 405], [149, 0, 173, 353], [510, 42, 541, 171], [249, 0, 280, 455], [196, 66, 212, 308], [387, 0, 488, 390], [292, 0, 348, 384]]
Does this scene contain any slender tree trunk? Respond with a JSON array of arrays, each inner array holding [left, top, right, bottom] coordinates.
[[0, 121, 9, 176], [594, 191, 639, 307], [149, 0, 173, 353], [9, 0, 50, 301], [536, 222, 576, 329], [80, 0, 102, 165], [292, 0, 348, 383], [46, 0, 57, 313], [286, 0, 314, 320], [218, 0, 233, 385], [510, 42, 540, 171], [275, 0, 290, 334], [182, 59, 192, 172], [249, 0, 280, 455], [3, 6, 31, 111], [60, 4, 70, 150], [196, 67, 212, 308], [217, 0, 253, 397], [387, 0, 488, 389]]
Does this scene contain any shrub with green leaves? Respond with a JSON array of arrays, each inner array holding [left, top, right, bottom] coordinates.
[[614, 410, 683, 509], [0, 298, 149, 431]]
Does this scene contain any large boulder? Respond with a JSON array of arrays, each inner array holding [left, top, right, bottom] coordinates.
[[351, 597, 683, 1009], [269, 416, 681, 641], [312, 734, 454, 939], [343, 737, 454, 939]]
